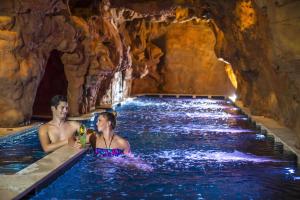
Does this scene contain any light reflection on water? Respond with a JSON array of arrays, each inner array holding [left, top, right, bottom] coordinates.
[[32, 97, 300, 200]]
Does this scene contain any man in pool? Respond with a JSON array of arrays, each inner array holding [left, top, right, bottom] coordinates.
[[38, 95, 81, 153]]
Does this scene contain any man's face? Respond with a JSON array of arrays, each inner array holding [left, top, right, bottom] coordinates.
[[52, 101, 68, 120]]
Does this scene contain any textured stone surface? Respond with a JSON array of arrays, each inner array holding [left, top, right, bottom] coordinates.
[[209, 0, 300, 143], [0, 0, 299, 146], [132, 21, 235, 95], [0, 0, 78, 126]]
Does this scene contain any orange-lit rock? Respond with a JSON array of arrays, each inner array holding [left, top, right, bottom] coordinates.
[[0, 0, 299, 148], [132, 21, 235, 95], [225, 63, 238, 89], [0, 0, 78, 126], [235, 0, 257, 31]]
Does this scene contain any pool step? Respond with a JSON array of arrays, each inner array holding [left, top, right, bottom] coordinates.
[[234, 100, 300, 165]]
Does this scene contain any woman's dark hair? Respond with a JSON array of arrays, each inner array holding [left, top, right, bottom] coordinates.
[[99, 111, 116, 129], [50, 95, 67, 108]]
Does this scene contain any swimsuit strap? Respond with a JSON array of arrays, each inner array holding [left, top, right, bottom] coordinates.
[[103, 134, 114, 149]]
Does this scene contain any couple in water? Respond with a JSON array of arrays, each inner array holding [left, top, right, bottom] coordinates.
[[38, 95, 130, 157]]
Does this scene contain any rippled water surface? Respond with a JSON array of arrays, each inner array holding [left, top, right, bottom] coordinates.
[[33, 97, 300, 199], [0, 127, 46, 174]]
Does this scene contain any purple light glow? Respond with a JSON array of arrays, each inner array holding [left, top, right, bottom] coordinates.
[[186, 112, 244, 119], [155, 150, 283, 164]]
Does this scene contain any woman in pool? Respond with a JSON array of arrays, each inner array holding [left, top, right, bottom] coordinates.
[[89, 112, 131, 157]]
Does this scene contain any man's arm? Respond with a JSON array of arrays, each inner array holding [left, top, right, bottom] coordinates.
[[67, 121, 83, 149], [38, 125, 68, 153], [68, 121, 81, 134]]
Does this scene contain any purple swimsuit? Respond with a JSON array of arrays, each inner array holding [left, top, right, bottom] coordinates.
[[95, 148, 124, 157]]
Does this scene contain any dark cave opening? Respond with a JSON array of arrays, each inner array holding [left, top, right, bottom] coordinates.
[[32, 50, 68, 118]]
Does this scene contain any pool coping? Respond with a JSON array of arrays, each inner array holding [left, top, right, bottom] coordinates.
[[0, 146, 88, 200], [132, 93, 228, 99], [0, 122, 43, 139]]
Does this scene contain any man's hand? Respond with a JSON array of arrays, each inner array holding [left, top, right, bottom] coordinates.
[[68, 136, 82, 149]]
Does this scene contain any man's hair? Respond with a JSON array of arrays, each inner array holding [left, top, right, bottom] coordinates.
[[50, 95, 67, 108], [99, 112, 116, 129]]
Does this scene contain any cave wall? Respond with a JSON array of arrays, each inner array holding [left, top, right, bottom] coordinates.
[[208, 0, 300, 141], [0, 0, 299, 145], [132, 21, 235, 95], [260, 0, 300, 134], [0, 0, 130, 126], [0, 0, 79, 126]]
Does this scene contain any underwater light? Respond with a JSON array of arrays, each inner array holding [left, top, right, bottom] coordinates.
[[90, 115, 95, 122], [289, 169, 295, 174], [229, 94, 237, 102], [124, 97, 136, 102], [256, 134, 265, 140]]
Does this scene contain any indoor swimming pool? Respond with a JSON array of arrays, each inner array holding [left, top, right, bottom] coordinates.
[[29, 96, 300, 199]]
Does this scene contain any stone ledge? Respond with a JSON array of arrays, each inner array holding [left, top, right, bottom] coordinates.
[[132, 93, 228, 99], [235, 100, 300, 165], [0, 123, 42, 138], [0, 145, 88, 200]]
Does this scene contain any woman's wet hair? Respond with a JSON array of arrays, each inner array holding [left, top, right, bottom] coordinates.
[[99, 111, 116, 129], [50, 95, 67, 108]]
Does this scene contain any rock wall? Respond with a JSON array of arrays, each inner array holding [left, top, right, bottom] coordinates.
[[208, 0, 300, 142], [0, 0, 299, 146], [132, 21, 235, 95], [0, 0, 78, 126], [0, 0, 130, 126]]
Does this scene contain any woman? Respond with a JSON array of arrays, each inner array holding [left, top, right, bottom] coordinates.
[[89, 112, 131, 157]]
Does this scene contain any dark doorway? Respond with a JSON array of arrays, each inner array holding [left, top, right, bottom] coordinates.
[[32, 50, 68, 118]]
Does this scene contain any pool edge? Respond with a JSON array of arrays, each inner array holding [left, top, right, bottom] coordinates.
[[0, 146, 88, 200], [234, 100, 300, 165]]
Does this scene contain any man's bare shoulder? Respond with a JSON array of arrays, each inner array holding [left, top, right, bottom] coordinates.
[[66, 120, 81, 128], [39, 123, 50, 132]]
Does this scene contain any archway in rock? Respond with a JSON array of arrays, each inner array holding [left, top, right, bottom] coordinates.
[[32, 50, 68, 118]]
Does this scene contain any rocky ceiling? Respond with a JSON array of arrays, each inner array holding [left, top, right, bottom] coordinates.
[[0, 0, 299, 145]]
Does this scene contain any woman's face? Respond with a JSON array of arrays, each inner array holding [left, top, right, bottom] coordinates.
[[97, 115, 110, 132]]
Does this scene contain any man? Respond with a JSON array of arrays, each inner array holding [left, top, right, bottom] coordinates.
[[39, 95, 81, 153]]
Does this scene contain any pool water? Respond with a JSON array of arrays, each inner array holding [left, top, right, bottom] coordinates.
[[0, 127, 46, 174], [32, 97, 300, 199]]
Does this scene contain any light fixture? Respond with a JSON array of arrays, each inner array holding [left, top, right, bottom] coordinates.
[[229, 94, 237, 102]]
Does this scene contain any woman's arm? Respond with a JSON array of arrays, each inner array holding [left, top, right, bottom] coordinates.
[[117, 136, 131, 155]]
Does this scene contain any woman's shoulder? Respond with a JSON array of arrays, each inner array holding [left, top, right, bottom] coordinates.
[[114, 134, 127, 142], [114, 134, 129, 146]]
